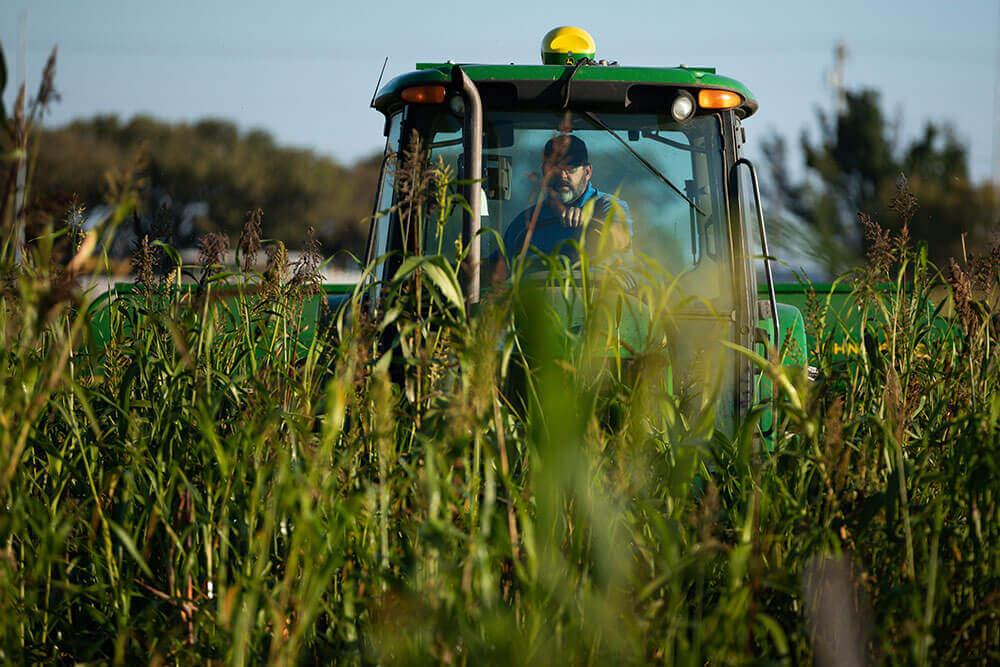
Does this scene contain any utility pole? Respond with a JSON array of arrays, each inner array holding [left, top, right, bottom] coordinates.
[[826, 40, 848, 116], [993, 1, 1000, 189]]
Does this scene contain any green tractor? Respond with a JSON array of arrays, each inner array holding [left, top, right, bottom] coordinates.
[[90, 26, 815, 436], [360, 26, 809, 434]]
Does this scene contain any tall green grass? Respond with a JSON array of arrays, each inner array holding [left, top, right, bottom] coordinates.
[[2, 62, 1000, 664]]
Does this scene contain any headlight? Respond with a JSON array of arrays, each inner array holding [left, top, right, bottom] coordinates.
[[671, 91, 695, 122]]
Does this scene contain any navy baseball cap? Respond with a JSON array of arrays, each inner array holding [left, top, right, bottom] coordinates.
[[543, 134, 589, 167]]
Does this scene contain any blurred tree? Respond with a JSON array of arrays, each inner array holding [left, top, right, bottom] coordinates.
[[763, 89, 997, 276], [25, 114, 381, 259]]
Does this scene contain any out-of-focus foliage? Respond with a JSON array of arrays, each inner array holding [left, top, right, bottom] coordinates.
[[23, 114, 381, 255], [4, 105, 1000, 666], [763, 88, 998, 276]]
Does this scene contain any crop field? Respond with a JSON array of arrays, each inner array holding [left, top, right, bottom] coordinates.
[[3, 63, 1000, 665]]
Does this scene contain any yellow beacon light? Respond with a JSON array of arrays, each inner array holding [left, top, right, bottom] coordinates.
[[541, 26, 596, 65]]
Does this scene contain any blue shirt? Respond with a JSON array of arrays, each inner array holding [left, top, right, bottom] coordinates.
[[501, 182, 632, 259]]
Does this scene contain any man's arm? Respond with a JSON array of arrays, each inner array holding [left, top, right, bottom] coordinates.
[[593, 194, 631, 230], [589, 194, 632, 251]]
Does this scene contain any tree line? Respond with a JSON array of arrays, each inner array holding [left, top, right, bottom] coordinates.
[[26, 114, 381, 260], [762, 88, 997, 277], [11, 88, 997, 276]]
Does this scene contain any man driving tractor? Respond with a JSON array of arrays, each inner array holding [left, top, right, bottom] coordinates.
[[501, 133, 631, 264]]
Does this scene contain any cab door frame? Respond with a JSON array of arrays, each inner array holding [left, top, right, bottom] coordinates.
[[722, 110, 760, 421]]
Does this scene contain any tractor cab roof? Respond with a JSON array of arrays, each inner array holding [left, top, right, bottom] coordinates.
[[373, 29, 757, 120]]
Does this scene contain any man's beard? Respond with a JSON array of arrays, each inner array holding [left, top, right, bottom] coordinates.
[[554, 181, 580, 204]]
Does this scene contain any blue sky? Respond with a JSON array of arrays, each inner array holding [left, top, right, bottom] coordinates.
[[2, 0, 998, 182]]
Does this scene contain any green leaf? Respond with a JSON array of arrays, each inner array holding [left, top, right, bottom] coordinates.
[[756, 613, 789, 655], [391, 255, 466, 315], [109, 520, 154, 578], [152, 240, 182, 267], [207, 270, 242, 284], [391, 255, 425, 281], [419, 258, 465, 314]]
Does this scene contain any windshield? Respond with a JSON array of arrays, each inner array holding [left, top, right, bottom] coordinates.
[[398, 106, 738, 433], [412, 109, 732, 312]]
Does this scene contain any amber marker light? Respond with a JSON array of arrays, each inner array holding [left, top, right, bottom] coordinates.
[[698, 89, 741, 110], [402, 85, 447, 104]]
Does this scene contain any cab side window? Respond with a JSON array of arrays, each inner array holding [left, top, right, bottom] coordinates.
[[369, 113, 403, 284]]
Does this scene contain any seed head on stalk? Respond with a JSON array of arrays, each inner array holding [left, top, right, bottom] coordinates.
[[198, 232, 230, 280], [133, 233, 156, 297], [860, 213, 896, 278], [395, 130, 439, 253], [969, 237, 1000, 293], [888, 173, 916, 244], [289, 226, 322, 304], [240, 208, 264, 273], [64, 196, 86, 256], [29, 48, 60, 122], [947, 257, 974, 331], [264, 240, 289, 300]]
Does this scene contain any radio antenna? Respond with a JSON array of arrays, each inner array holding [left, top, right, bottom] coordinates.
[[370, 57, 388, 108]]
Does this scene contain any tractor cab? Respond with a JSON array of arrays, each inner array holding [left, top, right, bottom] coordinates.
[[365, 27, 804, 431]]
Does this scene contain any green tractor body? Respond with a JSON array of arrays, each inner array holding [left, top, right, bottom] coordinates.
[[92, 27, 817, 436], [363, 27, 806, 434]]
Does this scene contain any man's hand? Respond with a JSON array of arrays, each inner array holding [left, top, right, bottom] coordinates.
[[560, 206, 584, 227]]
